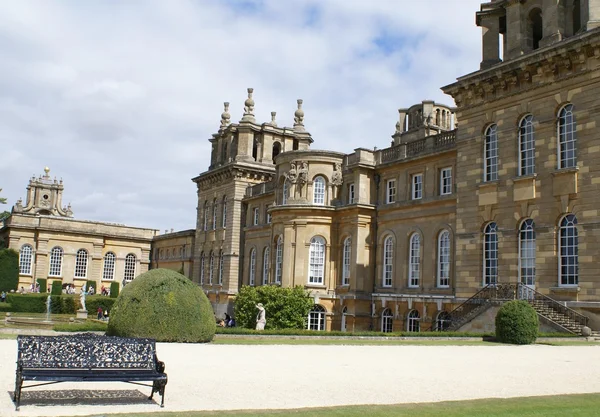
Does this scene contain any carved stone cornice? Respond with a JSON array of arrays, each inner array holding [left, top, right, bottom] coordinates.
[[443, 31, 600, 110], [193, 164, 274, 192]]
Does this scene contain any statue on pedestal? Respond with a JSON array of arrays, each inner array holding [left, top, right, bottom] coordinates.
[[255, 303, 266, 330], [79, 283, 87, 312]]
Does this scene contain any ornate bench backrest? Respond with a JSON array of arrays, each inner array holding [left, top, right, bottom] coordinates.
[[17, 334, 158, 370]]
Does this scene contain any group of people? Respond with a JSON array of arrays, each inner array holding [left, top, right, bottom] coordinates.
[[0, 291, 6, 302], [99, 285, 110, 296], [217, 313, 236, 327], [96, 307, 110, 321]]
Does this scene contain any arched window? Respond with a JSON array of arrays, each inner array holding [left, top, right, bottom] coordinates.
[[407, 309, 420, 332], [48, 247, 63, 277], [528, 8, 543, 50], [249, 248, 256, 285], [559, 214, 578, 286], [262, 247, 270, 285], [272, 142, 281, 163], [558, 104, 576, 169], [313, 176, 326, 205], [19, 244, 33, 275], [308, 236, 325, 284], [212, 198, 218, 230], [484, 222, 498, 285], [222, 196, 227, 228], [209, 252, 215, 285], [203, 201, 209, 231], [484, 124, 498, 182], [275, 236, 283, 283], [102, 252, 116, 281], [435, 311, 451, 331], [282, 181, 289, 205], [381, 308, 393, 333], [408, 234, 421, 287], [437, 230, 451, 287], [200, 252, 205, 284], [382, 236, 394, 287], [308, 304, 326, 331], [519, 115, 535, 176], [519, 219, 536, 286], [124, 254, 136, 281], [218, 250, 224, 285], [342, 237, 351, 286], [74, 249, 88, 278]]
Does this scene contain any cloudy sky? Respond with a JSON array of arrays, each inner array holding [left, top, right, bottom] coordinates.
[[1, 0, 483, 232]]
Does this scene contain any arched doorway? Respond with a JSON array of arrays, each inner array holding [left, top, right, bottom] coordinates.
[[341, 306, 348, 332]]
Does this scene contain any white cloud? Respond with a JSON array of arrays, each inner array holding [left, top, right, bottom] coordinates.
[[0, 0, 483, 231]]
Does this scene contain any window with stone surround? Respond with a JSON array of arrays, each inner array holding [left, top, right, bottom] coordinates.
[[48, 247, 63, 277], [249, 248, 256, 286], [253, 207, 259, 226], [407, 309, 420, 332], [559, 214, 578, 286], [437, 230, 450, 287], [262, 247, 269, 285], [308, 236, 326, 284], [483, 222, 498, 285], [313, 176, 326, 205], [200, 252, 205, 284], [386, 179, 396, 204], [342, 237, 351, 286], [558, 104, 577, 169], [212, 198, 218, 230], [348, 183, 355, 204], [275, 236, 283, 284], [74, 249, 88, 278], [218, 250, 224, 285], [411, 174, 423, 200], [381, 308, 393, 333], [435, 311, 451, 331], [203, 201, 209, 231], [222, 196, 227, 228], [382, 236, 394, 287], [484, 124, 498, 182], [19, 244, 33, 275], [209, 251, 215, 285], [440, 167, 452, 195], [307, 304, 326, 331], [519, 115, 535, 176], [408, 234, 421, 287], [102, 252, 116, 281], [124, 254, 136, 281], [519, 219, 536, 286]]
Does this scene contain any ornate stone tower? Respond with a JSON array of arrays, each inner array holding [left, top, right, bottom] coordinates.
[[192, 88, 313, 315], [12, 167, 73, 217], [392, 100, 456, 146]]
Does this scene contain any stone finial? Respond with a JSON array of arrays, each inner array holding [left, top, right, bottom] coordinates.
[[242, 88, 255, 122], [43, 167, 50, 178], [293, 99, 305, 131], [270, 111, 277, 127], [220, 102, 231, 129]]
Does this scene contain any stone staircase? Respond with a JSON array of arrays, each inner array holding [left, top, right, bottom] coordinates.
[[529, 300, 585, 334]]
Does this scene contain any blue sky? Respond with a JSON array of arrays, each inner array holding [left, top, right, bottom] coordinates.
[[0, 0, 482, 232]]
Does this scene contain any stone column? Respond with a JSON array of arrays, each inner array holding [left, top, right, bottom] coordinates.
[[480, 14, 502, 69], [540, 0, 564, 48], [505, 1, 526, 60], [587, 0, 600, 29]]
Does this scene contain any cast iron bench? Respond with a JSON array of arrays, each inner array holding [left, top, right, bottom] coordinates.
[[14, 333, 167, 410]]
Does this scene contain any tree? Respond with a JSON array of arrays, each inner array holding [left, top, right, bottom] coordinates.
[[0, 248, 19, 292], [234, 285, 314, 330], [0, 188, 6, 205]]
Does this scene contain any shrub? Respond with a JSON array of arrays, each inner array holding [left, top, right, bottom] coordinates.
[[495, 300, 539, 344], [37, 279, 47, 293], [86, 296, 115, 315], [6, 294, 47, 313], [53, 321, 108, 332], [0, 249, 19, 292], [110, 282, 119, 298], [234, 285, 314, 330], [107, 269, 215, 343], [51, 281, 62, 295]]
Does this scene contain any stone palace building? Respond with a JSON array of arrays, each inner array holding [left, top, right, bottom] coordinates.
[[191, 0, 600, 333]]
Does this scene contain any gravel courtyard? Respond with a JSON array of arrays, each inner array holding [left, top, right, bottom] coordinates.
[[1, 340, 599, 417]]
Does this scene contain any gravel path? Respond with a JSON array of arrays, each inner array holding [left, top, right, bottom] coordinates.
[[1, 340, 599, 416]]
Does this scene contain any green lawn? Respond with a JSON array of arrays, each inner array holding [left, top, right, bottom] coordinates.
[[66, 393, 600, 417]]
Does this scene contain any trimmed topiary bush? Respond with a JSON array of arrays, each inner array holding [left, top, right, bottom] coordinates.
[[495, 300, 539, 344], [110, 281, 120, 298], [37, 279, 47, 293], [0, 249, 19, 292], [86, 296, 115, 316], [51, 281, 62, 295], [107, 269, 215, 343]]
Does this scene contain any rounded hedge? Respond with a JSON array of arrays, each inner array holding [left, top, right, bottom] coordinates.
[[495, 300, 539, 345], [107, 269, 215, 343]]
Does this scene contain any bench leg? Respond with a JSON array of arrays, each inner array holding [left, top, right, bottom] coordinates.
[[14, 373, 22, 411], [149, 381, 166, 407]]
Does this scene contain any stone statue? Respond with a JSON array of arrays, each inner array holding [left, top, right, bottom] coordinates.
[[285, 162, 298, 184], [298, 161, 308, 185], [255, 303, 266, 330], [79, 283, 87, 311], [331, 162, 343, 186]]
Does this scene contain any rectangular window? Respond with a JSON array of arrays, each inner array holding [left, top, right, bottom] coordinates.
[[386, 179, 396, 204], [412, 174, 423, 200], [484, 125, 498, 182], [440, 167, 452, 195], [348, 184, 355, 204], [266, 206, 272, 224], [253, 207, 259, 226]]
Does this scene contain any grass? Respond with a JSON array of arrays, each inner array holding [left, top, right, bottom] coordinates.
[[59, 393, 600, 417]]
